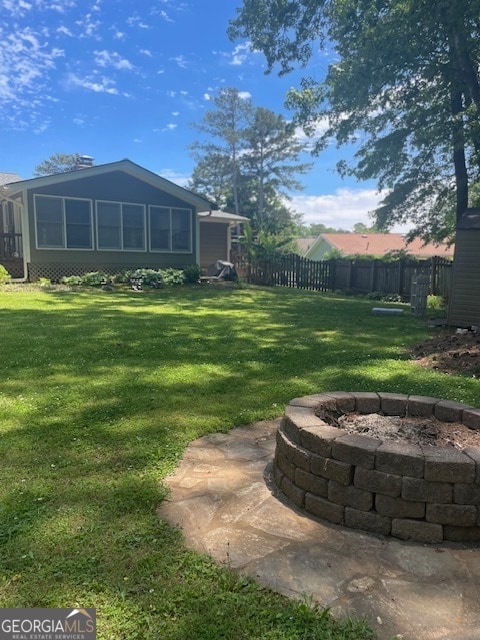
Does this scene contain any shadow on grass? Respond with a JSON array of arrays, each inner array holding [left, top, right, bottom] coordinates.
[[0, 286, 475, 638]]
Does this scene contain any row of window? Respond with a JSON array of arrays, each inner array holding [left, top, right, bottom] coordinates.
[[34, 195, 193, 253]]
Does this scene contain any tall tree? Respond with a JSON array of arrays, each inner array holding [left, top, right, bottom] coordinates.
[[243, 107, 311, 230], [190, 88, 252, 215], [188, 151, 233, 209], [190, 90, 310, 233], [229, 0, 480, 241], [33, 153, 79, 176]]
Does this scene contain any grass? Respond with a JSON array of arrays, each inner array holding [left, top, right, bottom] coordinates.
[[0, 284, 477, 639]]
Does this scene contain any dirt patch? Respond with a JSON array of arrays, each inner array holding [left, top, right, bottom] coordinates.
[[337, 412, 480, 450], [411, 329, 480, 377]]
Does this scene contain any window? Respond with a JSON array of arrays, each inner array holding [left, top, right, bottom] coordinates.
[[97, 201, 145, 251], [65, 199, 92, 248], [149, 206, 192, 253], [35, 195, 92, 249], [172, 208, 191, 251]]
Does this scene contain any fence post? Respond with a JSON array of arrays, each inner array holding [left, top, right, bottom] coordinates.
[[370, 259, 376, 292], [410, 270, 430, 316]]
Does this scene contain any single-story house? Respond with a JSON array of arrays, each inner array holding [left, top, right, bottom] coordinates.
[[304, 233, 454, 261], [294, 236, 317, 256], [447, 209, 480, 327], [0, 159, 247, 280]]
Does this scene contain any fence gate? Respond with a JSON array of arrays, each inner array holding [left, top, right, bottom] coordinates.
[[410, 271, 430, 316]]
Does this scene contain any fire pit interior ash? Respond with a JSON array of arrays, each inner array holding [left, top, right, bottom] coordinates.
[[273, 392, 480, 544], [320, 409, 480, 450]]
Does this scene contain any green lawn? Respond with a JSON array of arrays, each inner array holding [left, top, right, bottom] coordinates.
[[0, 285, 476, 639]]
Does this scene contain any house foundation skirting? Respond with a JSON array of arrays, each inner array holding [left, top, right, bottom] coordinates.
[[27, 262, 191, 282]]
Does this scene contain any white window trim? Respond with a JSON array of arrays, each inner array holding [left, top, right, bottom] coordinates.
[[96, 200, 147, 252], [34, 194, 93, 251], [148, 205, 193, 254]]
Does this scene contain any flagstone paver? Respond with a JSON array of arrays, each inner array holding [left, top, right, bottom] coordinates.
[[159, 419, 480, 640]]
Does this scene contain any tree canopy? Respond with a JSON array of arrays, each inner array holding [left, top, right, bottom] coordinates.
[[229, 0, 480, 242], [189, 87, 311, 234], [33, 153, 79, 177]]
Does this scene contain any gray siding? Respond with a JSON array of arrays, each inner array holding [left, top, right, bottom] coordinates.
[[26, 171, 197, 275], [448, 229, 480, 326], [199, 222, 229, 269]]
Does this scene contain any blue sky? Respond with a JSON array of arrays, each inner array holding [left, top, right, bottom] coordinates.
[[1, 0, 395, 231]]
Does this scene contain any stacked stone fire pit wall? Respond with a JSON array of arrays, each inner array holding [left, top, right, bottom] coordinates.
[[273, 392, 480, 544]]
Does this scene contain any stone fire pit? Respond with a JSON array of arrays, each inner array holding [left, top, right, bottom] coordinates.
[[273, 392, 480, 543]]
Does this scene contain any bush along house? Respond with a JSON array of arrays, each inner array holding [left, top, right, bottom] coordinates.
[[0, 158, 247, 281]]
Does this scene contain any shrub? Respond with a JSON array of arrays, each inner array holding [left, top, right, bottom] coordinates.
[[61, 275, 85, 286], [365, 291, 403, 303], [182, 264, 201, 284], [0, 264, 10, 285], [427, 294, 446, 310], [160, 267, 185, 286], [82, 271, 111, 286], [129, 269, 164, 289]]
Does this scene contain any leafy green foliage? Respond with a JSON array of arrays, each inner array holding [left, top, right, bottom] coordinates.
[[182, 264, 201, 284], [229, 1, 480, 241], [33, 153, 79, 176], [61, 272, 110, 287], [190, 88, 311, 234], [427, 294, 447, 310], [0, 264, 10, 285]]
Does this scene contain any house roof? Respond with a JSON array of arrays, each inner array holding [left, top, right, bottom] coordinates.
[[0, 158, 214, 211], [295, 236, 317, 255], [200, 210, 249, 224], [0, 172, 22, 186], [306, 233, 454, 258]]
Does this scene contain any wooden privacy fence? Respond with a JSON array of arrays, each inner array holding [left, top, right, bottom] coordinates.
[[235, 255, 452, 299]]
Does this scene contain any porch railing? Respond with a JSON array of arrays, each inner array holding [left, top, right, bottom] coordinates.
[[0, 233, 22, 260]]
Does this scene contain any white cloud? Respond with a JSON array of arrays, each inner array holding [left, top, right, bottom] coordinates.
[[238, 91, 251, 100], [172, 55, 188, 69], [229, 42, 252, 66], [289, 188, 412, 232], [139, 49, 152, 57], [157, 169, 190, 187], [126, 15, 149, 29], [2, 0, 33, 17], [57, 25, 73, 36], [66, 72, 120, 95], [0, 25, 64, 126], [158, 10, 173, 22], [75, 14, 101, 38], [94, 50, 134, 70], [164, 123, 177, 131], [203, 93, 212, 101]]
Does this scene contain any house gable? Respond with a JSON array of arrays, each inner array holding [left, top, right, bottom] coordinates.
[[1, 159, 219, 280]]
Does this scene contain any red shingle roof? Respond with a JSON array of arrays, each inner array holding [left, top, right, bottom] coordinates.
[[321, 233, 454, 258]]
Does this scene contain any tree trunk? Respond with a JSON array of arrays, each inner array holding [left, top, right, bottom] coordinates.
[[451, 88, 469, 221]]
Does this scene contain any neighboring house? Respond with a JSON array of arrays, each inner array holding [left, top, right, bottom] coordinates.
[[0, 172, 23, 277], [294, 236, 317, 256], [448, 209, 480, 327], [0, 159, 247, 281], [304, 233, 454, 261]]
